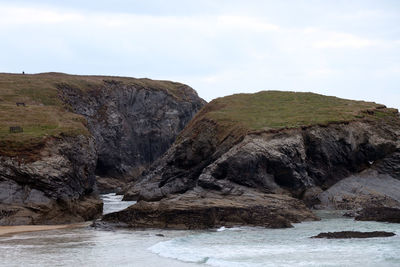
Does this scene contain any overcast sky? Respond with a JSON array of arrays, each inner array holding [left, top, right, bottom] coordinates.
[[0, 0, 399, 108]]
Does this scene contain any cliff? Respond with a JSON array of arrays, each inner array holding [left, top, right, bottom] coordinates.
[[115, 91, 400, 228], [0, 72, 205, 225]]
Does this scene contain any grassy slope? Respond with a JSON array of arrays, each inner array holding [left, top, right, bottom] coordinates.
[[0, 72, 191, 155], [180, 91, 398, 143]]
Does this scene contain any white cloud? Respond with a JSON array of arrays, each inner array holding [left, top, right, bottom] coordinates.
[[0, 2, 399, 110], [0, 6, 84, 24], [312, 32, 379, 49], [217, 15, 280, 32]]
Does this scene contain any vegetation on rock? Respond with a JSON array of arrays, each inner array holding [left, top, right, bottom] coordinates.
[[0, 72, 195, 156], [179, 91, 398, 144]]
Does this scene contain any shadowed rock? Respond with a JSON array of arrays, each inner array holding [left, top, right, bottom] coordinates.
[[311, 231, 395, 239], [0, 73, 205, 225], [104, 189, 318, 229], [355, 207, 400, 223]]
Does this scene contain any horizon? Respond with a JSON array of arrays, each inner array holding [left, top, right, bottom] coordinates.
[[0, 0, 399, 109]]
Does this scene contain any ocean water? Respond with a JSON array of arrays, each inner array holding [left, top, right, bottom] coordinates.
[[100, 193, 136, 215], [0, 196, 399, 267]]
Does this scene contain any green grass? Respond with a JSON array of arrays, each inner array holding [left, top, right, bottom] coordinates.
[[180, 91, 398, 143], [0, 72, 192, 155]]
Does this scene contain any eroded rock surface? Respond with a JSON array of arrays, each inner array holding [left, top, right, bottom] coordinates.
[[0, 136, 102, 225], [59, 79, 205, 178], [125, 120, 400, 202], [316, 170, 400, 211], [355, 207, 400, 223], [103, 188, 318, 229], [119, 92, 400, 228], [0, 74, 205, 225]]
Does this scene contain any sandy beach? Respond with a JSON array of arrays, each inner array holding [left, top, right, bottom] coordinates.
[[0, 222, 91, 237]]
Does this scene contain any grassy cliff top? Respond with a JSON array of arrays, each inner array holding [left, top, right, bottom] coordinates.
[[181, 91, 398, 143], [0, 72, 193, 156]]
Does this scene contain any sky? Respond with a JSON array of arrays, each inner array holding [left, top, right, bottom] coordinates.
[[0, 0, 399, 108]]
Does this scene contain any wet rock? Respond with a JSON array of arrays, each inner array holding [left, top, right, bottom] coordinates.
[[104, 189, 318, 229], [355, 207, 400, 223], [311, 231, 395, 239]]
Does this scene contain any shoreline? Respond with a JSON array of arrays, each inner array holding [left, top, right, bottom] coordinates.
[[0, 222, 91, 237]]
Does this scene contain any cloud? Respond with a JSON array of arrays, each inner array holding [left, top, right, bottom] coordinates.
[[0, 6, 84, 24], [0, 2, 399, 110], [312, 32, 379, 49]]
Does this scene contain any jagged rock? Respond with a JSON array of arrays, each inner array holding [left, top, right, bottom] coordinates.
[[58, 78, 205, 178], [0, 136, 103, 225], [104, 189, 318, 229], [96, 176, 126, 194], [355, 207, 400, 223], [121, 91, 400, 228], [125, 120, 400, 202], [311, 231, 395, 239], [0, 73, 205, 225], [316, 170, 400, 211]]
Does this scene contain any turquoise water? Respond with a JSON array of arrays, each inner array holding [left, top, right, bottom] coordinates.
[[0, 197, 399, 267]]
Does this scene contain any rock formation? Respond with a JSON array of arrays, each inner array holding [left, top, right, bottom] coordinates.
[[104, 189, 317, 229], [311, 231, 395, 239], [0, 73, 205, 225], [355, 207, 400, 223], [112, 91, 400, 228], [0, 135, 102, 225], [58, 77, 205, 179]]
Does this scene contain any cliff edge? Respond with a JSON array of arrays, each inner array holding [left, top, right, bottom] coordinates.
[[113, 91, 400, 228], [0, 72, 205, 225]]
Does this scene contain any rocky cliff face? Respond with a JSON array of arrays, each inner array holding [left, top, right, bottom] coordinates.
[[116, 91, 400, 228], [0, 73, 205, 225], [58, 79, 205, 179], [0, 135, 102, 225]]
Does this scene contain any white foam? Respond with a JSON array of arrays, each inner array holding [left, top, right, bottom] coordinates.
[[149, 215, 400, 267]]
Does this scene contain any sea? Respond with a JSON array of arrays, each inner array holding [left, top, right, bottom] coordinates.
[[0, 193, 399, 267]]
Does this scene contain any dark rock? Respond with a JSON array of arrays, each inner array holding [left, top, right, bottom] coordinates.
[[125, 120, 400, 203], [155, 234, 164, 237], [311, 231, 396, 239], [104, 189, 318, 229], [302, 186, 323, 208], [119, 93, 400, 228], [355, 207, 400, 223], [58, 79, 205, 179], [316, 170, 400, 211], [0, 136, 103, 225], [96, 176, 126, 194], [0, 76, 205, 225]]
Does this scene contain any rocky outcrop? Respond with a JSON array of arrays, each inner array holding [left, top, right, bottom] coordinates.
[[316, 170, 400, 211], [355, 207, 400, 223], [58, 79, 205, 179], [103, 188, 318, 229], [0, 73, 205, 225], [96, 176, 126, 194], [125, 119, 400, 202], [0, 136, 102, 225], [117, 92, 400, 228], [311, 231, 396, 239]]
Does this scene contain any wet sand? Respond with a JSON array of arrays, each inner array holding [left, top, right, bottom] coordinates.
[[0, 222, 91, 236]]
